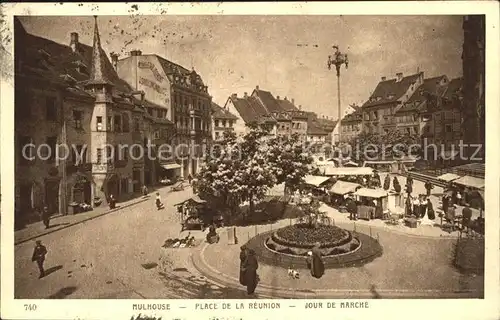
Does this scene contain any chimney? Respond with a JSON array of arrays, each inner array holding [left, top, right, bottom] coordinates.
[[284, 96, 288, 101], [256, 85, 259, 90], [70, 32, 79, 52], [298, 105, 302, 110], [291, 98, 295, 105], [244, 92, 248, 98], [381, 76, 386, 81], [231, 93, 237, 99], [110, 52, 119, 71], [130, 50, 142, 56], [396, 72, 403, 82], [276, 95, 280, 100]]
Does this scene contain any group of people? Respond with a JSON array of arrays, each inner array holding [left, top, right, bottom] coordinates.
[[405, 195, 435, 220]]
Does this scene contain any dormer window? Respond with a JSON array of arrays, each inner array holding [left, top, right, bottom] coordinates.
[[387, 94, 395, 100], [376, 96, 382, 101]]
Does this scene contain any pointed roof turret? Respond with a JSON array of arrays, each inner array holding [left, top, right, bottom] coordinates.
[[87, 15, 113, 86]]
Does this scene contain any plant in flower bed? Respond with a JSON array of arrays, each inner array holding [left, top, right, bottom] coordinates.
[[272, 224, 352, 249]]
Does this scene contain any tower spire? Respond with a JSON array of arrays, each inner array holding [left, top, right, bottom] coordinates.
[[88, 15, 113, 86]]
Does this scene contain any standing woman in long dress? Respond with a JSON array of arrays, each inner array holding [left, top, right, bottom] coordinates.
[[239, 246, 248, 286], [244, 249, 259, 295], [310, 242, 325, 279], [426, 198, 436, 220]]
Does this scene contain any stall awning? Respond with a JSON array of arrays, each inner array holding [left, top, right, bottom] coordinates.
[[304, 175, 331, 187], [354, 188, 388, 198], [174, 195, 207, 206], [330, 181, 361, 195], [453, 175, 485, 189], [324, 166, 374, 176], [161, 163, 181, 170], [437, 173, 462, 182]]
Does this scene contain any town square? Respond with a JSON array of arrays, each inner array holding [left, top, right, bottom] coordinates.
[[11, 13, 486, 300]]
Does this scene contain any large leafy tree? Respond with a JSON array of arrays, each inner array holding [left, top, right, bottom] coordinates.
[[196, 124, 276, 221], [265, 133, 313, 199]]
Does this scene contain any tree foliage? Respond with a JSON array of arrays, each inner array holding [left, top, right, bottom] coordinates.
[[347, 129, 421, 162]]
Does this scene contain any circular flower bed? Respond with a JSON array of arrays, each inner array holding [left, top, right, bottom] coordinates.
[[244, 230, 383, 269], [272, 223, 351, 249]]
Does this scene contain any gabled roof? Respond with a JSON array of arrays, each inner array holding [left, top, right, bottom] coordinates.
[[230, 96, 270, 123], [253, 88, 283, 113], [407, 75, 448, 104], [16, 17, 132, 95], [276, 98, 299, 111], [211, 102, 238, 120], [363, 72, 423, 108]]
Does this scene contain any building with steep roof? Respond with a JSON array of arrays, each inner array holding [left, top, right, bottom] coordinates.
[[211, 102, 238, 141], [396, 75, 449, 136], [361, 72, 425, 134], [419, 77, 463, 165], [14, 17, 173, 222], [339, 106, 363, 143], [117, 50, 212, 178]]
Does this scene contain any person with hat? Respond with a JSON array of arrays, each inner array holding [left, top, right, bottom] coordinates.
[[40, 205, 51, 229], [446, 204, 457, 231], [462, 203, 473, 233], [239, 246, 248, 286], [424, 181, 434, 197], [31, 240, 48, 278]]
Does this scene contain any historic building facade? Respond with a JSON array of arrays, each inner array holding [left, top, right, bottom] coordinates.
[[339, 107, 362, 143], [462, 15, 485, 159], [14, 17, 172, 222], [117, 51, 212, 177], [211, 102, 238, 141], [361, 72, 425, 134]]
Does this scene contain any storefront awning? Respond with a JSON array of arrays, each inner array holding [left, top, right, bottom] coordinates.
[[324, 166, 374, 176], [330, 181, 361, 195], [453, 175, 485, 189], [354, 188, 388, 198], [161, 163, 181, 170], [437, 173, 462, 182], [304, 175, 331, 187]]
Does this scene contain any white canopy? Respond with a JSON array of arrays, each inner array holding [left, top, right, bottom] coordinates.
[[453, 175, 485, 189], [437, 173, 461, 182], [304, 175, 331, 187], [354, 188, 388, 198], [330, 181, 361, 195], [324, 166, 374, 176]]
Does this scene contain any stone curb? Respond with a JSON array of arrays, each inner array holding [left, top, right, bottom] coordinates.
[[192, 243, 481, 299], [15, 198, 149, 245]]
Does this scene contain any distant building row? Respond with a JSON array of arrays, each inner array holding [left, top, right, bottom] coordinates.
[[339, 15, 485, 163], [211, 87, 339, 149]]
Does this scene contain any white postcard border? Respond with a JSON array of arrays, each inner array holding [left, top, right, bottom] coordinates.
[[1, 2, 499, 320]]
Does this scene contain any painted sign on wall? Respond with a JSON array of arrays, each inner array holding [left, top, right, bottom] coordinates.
[[138, 61, 164, 83]]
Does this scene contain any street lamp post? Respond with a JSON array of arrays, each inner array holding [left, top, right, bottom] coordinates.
[[327, 45, 349, 148]]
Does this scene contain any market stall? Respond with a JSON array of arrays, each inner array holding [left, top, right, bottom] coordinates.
[[324, 166, 374, 177], [174, 195, 221, 231], [354, 188, 389, 220], [437, 173, 461, 183], [329, 180, 361, 208], [303, 175, 333, 201], [452, 175, 485, 190]]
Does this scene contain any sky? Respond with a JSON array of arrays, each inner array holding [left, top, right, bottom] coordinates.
[[19, 15, 464, 119]]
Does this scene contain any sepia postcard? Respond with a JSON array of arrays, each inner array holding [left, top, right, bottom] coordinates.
[[1, 2, 499, 320]]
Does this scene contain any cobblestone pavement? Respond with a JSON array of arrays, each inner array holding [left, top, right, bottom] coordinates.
[[14, 186, 270, 299], [201, 222, 483, 298]]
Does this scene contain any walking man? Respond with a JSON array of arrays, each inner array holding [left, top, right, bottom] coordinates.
[[41, 205, 50, 229], [31, 240, 48, 278]]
